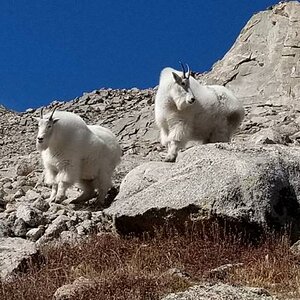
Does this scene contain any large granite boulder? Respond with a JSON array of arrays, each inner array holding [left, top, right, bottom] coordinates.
[[105, 143, 300, 237]]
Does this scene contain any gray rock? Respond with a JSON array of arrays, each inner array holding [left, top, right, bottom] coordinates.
[[161, 283, 274, 300], [37, 215, 70, 245], [250, 128, 292, 145], [205, 263, 244, 280], [16, 204, 43, 227], [76, 219, 94, 235], [0, 195, 8, 209], [0, 237, 38, 280], [13, 188, 25, 199], [76, 210, 92, 221], [32, 197, 50, 212], [13, 218, 27, 237], [26, 226, 45, 242], [5, 212, 16, 228], [59, 231, 82, 245], [23, 189, 41, 201], [290, 239, 300, 256], [76, 225, 86, 236], [15, 154, 40, 176], [106, 144, 300, 236], [0, 220, 11, 237], [53, 277, 94, 300]]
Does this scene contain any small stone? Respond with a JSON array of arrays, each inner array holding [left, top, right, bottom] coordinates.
[[80, 220, 94, 233], [59, 231, 81, 245], [13, 218, 27, 237], [3, 182, 12, 189], [0, 220, 11, 237], [76, 211, 92, 221], [16, 204, 44, 227], [5, 203, 17, 213], [24, 189, 40, 201], [13, 188, 25, 199], [39, 215, 70, 243], [32, 197, 50, 212], [53, 277, 94, 300], [26, 226, 45, 242], [76, 225, 86, 236]]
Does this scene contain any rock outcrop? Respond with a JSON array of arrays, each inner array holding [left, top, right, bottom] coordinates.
[[197, 1, 300, 107]]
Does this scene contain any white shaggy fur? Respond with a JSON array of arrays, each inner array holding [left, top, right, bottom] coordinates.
[[155, 66, 245, 162], [35, 109, 121, 204]]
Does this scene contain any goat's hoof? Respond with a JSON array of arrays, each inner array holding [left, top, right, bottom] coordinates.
[[68, 197, 87, 205], [54, 195, 67, 204], [164, 156, 176, 163]]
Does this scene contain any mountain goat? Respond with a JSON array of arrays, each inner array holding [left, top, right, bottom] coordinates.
[[35, 108, 121, 205], [155, 63, 245, 162]]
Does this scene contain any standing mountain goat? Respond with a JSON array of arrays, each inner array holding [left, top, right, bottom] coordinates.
[[155, 63, 245, 162], [35, 108, 121, 205]]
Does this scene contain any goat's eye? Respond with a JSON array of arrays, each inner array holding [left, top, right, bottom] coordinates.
[[181, 82, 186, 87]]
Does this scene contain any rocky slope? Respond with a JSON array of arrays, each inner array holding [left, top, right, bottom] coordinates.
[[0, 1, 300, 298]]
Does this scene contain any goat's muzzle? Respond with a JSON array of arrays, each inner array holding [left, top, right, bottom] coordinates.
[[188, 97, 196, 104], [37, 137, 44, 143]]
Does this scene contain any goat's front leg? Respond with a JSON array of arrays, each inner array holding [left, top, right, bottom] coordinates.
[[165, 140, 181, 162], [49, 183, 58, 202], [55, 181, 70, 203], [160, 127, 169, 146], [165, 123, 188, 162]]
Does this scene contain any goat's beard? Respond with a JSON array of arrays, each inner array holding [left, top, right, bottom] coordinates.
[[36, 140, 48, 152]]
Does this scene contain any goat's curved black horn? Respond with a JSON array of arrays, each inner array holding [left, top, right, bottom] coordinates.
[[49, 106, 57, 120], [179, 61, 187, 78], [186, 64, 190, 78], [40, 107, 44, 119]]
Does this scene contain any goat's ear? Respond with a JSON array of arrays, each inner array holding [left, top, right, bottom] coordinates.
[[52, 118, 59, 124], [172, 72, 182, 85]]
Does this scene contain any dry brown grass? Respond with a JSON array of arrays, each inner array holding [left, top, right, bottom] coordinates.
[[227, 234, 300, 299], [0, 223, 299, 300]]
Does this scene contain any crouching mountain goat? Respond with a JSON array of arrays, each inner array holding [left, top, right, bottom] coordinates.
[[155, 63, 245, 162], [35, 108, 121, 205]]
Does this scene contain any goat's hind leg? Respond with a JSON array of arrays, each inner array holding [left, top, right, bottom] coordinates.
[[69, 179, 97, 204], [94, 172, 113, 207]]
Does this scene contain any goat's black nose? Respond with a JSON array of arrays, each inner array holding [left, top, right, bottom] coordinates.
[[189, 97, 195, 104], [37, 137, 43, 143]]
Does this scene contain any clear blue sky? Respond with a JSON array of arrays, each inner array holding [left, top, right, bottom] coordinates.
[[0, 0, 279, 112]]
